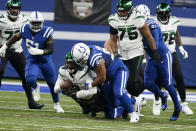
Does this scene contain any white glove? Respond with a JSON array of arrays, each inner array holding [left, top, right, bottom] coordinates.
[[179, 46, 188, 59], [28, 47, 44, 55], [0, 44, 8, 57], [76, 90, 88, 98]]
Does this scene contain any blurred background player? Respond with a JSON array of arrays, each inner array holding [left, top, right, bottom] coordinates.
[[0, 11, 64, 113], [0, 0, 44, 109], [105, 0, 161, 100], [54, 52, 106, 117], [135, 4, 182, 121], [153, 3, 193, 116]]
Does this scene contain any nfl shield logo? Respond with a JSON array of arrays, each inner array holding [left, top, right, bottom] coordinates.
[[73, 0, 93, 19]]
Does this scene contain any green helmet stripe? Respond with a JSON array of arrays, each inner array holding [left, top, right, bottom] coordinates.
[[66, 52, 73, 61]]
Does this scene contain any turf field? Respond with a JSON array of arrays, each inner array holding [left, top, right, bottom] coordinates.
[[0, 80, 196, 131]]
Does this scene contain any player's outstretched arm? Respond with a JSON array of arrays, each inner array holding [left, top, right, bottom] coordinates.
[[175, 30, 188, 59], [91, 59, 106, 87]]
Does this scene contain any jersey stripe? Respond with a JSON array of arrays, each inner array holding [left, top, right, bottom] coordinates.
[[91, 55, 102, 67], [46, 28, 54, 38], [43, 27, 51, 37], [172, 20, 180, 25], [90, 53, 102, 67]]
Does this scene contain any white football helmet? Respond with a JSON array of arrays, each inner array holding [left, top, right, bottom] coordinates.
[[71, 43, 90, 67], [29, 11, 44, 33], [135, 4, 150, 20]]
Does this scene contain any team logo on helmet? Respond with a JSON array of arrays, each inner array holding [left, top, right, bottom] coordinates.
[[73, 0, 93, 19]]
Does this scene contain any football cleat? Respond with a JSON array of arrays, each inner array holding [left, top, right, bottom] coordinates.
[[170, 106, 182, 121], [28, 102, 44, 109], [181, 102, 193, 115], [161, 92, 168, 111], [33, 85, 40, 101], [134, 96, 144, 117], [129, 112, 139, 123], [54, 103, 64, 113], [153, 99, 161, 115]]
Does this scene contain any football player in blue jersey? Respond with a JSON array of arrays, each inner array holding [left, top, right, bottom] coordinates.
[[135, 4, 182, 121], [71, 43, 144, 123], [0, 11, 64, 113], [0, 0, 44, 109]]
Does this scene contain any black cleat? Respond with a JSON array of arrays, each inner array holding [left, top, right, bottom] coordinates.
[[170, 106, 182, 121], [29, 102, 44, 109]]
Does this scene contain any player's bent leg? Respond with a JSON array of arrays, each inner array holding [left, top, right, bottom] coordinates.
[[113, 69, 139, 123]]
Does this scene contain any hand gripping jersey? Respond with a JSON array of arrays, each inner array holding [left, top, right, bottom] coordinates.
[[56, 66, 97, 99], [20, 24, 54, 63], [0, 14, 28, 52], [143, 18, 169, 58], [87, 45, 127, 78], [108, 9, 145, 60], [156, 16, 180, 53]]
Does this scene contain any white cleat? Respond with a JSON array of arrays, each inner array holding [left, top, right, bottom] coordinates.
[[181, 102, 193, 115], [134, 96, 144, 117], [129, 112, 139, 123], [33, 85, 40, 101], [153, 99, 161, 116], [54, 103, 64, 113]]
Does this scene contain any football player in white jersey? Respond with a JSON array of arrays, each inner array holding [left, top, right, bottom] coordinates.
[[54, 52, 106, 117], [0, 0, 44, 109], [152, 3, 193, 116], [105, 0, 161, 98]]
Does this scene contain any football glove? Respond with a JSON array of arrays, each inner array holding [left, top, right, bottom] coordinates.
[[151, 49, 161, 62], [0, 44, 8, 57], [179, 46, 188, 59], [28, 47, 44, 55]]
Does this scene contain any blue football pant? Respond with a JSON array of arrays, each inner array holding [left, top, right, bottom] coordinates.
[[104, 68, 135, 114], [25, 60, 59, 103], [144, 51, 180, 109]]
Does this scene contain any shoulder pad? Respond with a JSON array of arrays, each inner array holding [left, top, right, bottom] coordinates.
[[108, 14, 118, 23], [146, 19, 158, 29], [43, 26, 54, 38], [59, 66, 65, 73], [171, 16, 180, 26]]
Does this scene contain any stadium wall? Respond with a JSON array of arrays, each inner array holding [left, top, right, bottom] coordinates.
[[0, 0, 196, 87]]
